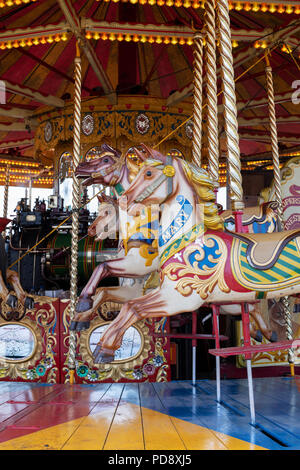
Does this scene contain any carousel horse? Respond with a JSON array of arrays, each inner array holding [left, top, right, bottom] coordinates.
[[72, 144, 276, 343], [92, 155, 300, 363], [70, 143, 161, 331], [0, 218, 34, 314]]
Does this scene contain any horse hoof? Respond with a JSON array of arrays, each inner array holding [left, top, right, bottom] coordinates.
[[254, 330, 263, 343], [269, 331, 278, 343], [93, 344, 115, 364], [6, 294, 17, 309], [70, 320, 90, 331], [24, 296, 34, 310], [76, 321, 90, 331], [70, 321, 78, 331], [75, 298, 93, 313]]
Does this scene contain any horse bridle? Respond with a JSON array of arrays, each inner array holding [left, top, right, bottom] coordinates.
[[134, 156, 175, 203]]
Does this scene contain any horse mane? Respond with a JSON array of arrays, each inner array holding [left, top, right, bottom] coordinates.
[[143, 158, 224, 232]]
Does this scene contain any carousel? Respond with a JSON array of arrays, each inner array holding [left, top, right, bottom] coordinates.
[[0, 0, 299, 452]]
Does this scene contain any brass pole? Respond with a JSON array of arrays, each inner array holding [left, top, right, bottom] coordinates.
[[3, 164, 10, 219], [204, 0, 219, 186], [265, 53, 295, 375], [216, 0, 244, 215], [265, 55, 284, 227], [68, 42, 82, 385], [191, 32, 204, 167]]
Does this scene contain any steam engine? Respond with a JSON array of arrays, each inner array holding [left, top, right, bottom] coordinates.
[[6, 194, 118, 296]]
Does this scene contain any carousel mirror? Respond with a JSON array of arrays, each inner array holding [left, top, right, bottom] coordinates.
[[0, 324, 36, 362], [89, 324, 143, 362]]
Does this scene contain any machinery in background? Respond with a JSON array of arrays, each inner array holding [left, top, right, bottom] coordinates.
[[6, 193, 118, 296]]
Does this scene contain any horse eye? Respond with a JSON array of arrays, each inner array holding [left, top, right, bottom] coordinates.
[[103, 158, 109, 163], [146, 170, 152, 177]]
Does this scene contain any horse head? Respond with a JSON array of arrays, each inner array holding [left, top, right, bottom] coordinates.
[[119, 157, 178, 216], [120, 156, 223, 232], [75, 144, 123, 186], [88, 194, 118, 241]]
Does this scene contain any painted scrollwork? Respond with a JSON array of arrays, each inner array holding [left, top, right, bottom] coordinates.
[[0, 297, 59, 383], [163, 236, 230, 299]]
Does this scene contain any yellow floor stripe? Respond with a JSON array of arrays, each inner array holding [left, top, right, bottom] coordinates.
[[104, 402, 144, 450], [141, 406, 186, 450], [0, 404, 267, 450]]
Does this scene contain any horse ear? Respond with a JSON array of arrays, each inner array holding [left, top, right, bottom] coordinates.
[[101, 143, 122, 158], [139, 143, 167, 163]]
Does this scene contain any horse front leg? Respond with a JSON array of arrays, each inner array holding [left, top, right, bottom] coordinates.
[[6, 269, 34, 310], [71, 248, 156, 331], [71, 283, 145, 331]]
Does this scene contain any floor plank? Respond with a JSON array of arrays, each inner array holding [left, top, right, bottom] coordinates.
[[103, 383, 144, 450], [140, 383, 186, 450]]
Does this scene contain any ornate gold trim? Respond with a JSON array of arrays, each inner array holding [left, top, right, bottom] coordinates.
[[78, 317, 152, 381]]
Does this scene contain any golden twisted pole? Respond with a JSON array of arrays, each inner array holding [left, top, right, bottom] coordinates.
[[265, 56, 284, 227], [3, 165, 10, 219], [191, 32, 204, 168], [265, 54, 295, 376], [68, 42, 82, 384], [216, 0, 244, 221], [204, 0, 219, 186]]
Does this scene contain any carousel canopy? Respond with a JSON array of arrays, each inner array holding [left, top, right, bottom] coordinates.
[[0, 0, 299, 187]]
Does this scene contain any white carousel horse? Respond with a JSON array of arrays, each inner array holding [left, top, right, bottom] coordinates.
[[70, 143, 161, 331], [72, 144, 276, 344], [93, 156, 300, 363]]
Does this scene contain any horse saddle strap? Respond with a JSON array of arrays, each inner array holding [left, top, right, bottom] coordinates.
[[231, 229, 300, 270]]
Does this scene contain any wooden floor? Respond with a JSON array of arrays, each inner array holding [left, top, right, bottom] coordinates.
[[0, 377, 299, 450]]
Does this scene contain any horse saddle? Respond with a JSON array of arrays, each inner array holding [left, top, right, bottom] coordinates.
[[231, 228, 300, 270]]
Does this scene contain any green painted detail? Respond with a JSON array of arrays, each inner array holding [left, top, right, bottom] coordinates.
[[115, 183, 125, 196]]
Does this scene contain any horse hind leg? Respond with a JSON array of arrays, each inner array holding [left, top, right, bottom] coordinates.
[[249, 306, 277, 343], [70, 283, 145, 332], [93, 288, 170, 364]]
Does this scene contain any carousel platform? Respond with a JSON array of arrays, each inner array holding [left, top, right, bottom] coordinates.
[[0, 377, 299, 450]]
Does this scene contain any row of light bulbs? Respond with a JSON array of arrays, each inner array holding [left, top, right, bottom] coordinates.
[[0, 32, 68, 50], [3, 0, 297, 15], [254, 40, 300, 58], [0, 159, 39, 167], [98, 0, 300, 14], [0, 175, 53, 183], [0, 0, 37, 7], [85, 30, 240, 47], [0, 29, 240, 50]]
